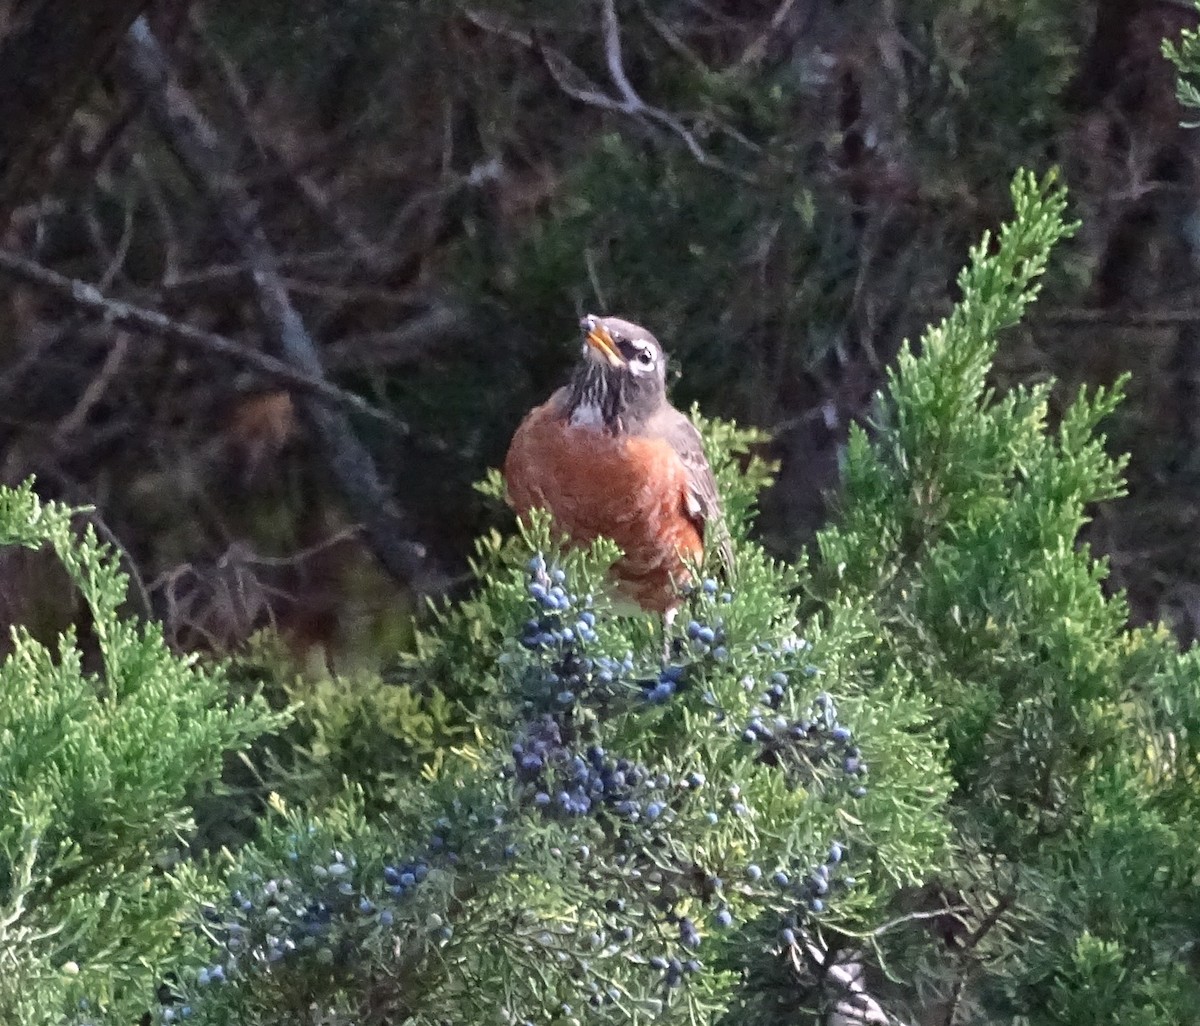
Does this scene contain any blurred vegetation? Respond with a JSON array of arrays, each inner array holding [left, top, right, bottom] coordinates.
[[0, 482, 274, 1022]]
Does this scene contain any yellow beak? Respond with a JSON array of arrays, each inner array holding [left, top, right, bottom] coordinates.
[[581, 316, 624, 368]]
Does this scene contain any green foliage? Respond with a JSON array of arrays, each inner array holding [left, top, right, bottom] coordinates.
[[820, 169, 1121, 820], [437, 0, 1093, 444], [223, 633, 479, 817], [815, 171, 1200, 1022], [192, 0, 1103, 572], [8, 167, 1200, 1026], [455, 133, 846, 417], [140, 370, 951, 1023], [903, 1, 1084, 173], [0, 482, 275, 1023], [1164, 5, 1200, 124]]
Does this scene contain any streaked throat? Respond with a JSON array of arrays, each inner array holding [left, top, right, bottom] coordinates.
[[568, 364, 625, 433]]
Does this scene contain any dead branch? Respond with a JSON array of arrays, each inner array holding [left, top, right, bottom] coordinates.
[[732, 0, 803, 68], [0, 247, 409, 435], [54, 329, 131, 442], [1031, 306, 1200, 326], [462, 4, 754, 181], [323, 305, 472, 372], [192, 17, 394, 273], [117, 18, 433, 591]]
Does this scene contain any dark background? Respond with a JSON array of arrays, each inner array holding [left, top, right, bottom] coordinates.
[[2, 0, 1199, 664]]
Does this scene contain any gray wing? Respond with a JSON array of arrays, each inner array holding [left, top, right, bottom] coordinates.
[[658, 408, 735, 575]]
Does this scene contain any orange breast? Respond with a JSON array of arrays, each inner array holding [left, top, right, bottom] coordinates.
[[504, 399, 703, 612]]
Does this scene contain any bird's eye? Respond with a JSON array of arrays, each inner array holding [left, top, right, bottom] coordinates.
[[615, 335, 657, 371]]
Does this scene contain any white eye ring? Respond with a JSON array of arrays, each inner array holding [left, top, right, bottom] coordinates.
[[631, 345, 656, 371]]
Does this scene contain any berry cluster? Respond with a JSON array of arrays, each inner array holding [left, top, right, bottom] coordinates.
[[153, 549, 875, 1021], [640, 662, 686, 703], [517, 556, 637, 716], [649, 953, 703, 989], [156, 845, 441, 1023], [772, 839, 854, 917], [681, 577, 731, 661], [740, 684, 869, 798], [517, 554, 709, 722], [509, 556, 865, 980], [520, 555, 599, 651], [511, 716, 673, 825]]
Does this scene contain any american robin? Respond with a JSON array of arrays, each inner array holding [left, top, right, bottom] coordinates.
[[504, 314, 732, 615]]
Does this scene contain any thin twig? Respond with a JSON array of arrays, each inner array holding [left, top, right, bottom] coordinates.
[[162, 259, 431, 305], [963, 892, 1014, 950], [54, 329, 131, 441], [323, 305, 471, 372], [463, 4, 754, 181], [600, 0, 644, 108], [38, 488, 157, 624], [1031, 306, 1200, 326], [193, 17, 393, 273], [0, 247, 409, 435], [584, 247, 608, 311], [458, 7, 532, 46], [633, 0, 710, 71], [598, 0, 720, 168], [732, 0, 802, 68], [943, 972, 967, 1026], [130, 152, 181, 280], [99, 187, 137, 291], [834, 904, 974, 942], [915, 302, 1200, 328]]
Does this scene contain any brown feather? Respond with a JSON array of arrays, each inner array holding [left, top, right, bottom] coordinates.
[[641, 406, 734, 576]]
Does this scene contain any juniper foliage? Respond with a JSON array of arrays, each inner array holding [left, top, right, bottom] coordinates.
[[154, 409, 949, 1024], [11, 168, 1200, 1025], [124, 169, 1192, 1026], [1165, 7, 1200, 124], [818, 171, 1200, 1023], [0, 482, 274, 1024]]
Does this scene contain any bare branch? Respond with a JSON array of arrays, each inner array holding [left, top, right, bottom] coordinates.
[[54, 329, 131, 442], [632, 0, 711, 72], [599, 0, 644, 108], [0, 247, 410, 436], [192, 17, 395, 273], [463, 5, 754, 181], [324, 306, 472, 373], [732, 0, 804, 68], [1030, 306, 1200, 326], [834, 904, 974, 942], [117, 18, 436, 590]]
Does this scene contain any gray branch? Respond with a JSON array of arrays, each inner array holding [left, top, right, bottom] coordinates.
[[0, 247, 410, 435], [118, 18, 431, 590]]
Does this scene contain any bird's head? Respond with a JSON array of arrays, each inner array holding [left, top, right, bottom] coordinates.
[[569, 314, 667, 432]]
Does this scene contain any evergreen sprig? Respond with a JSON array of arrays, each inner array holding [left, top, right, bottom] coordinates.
[[1164, 8, 1200, 128], [816, 171, 1200, 1022], [0, 481, 275, 1023]]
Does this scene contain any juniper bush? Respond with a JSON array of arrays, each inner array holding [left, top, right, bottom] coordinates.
[[23, 171, 1200, 1026]]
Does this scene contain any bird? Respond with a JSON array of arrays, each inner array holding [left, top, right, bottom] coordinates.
[[504, 313, 731, 617]]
